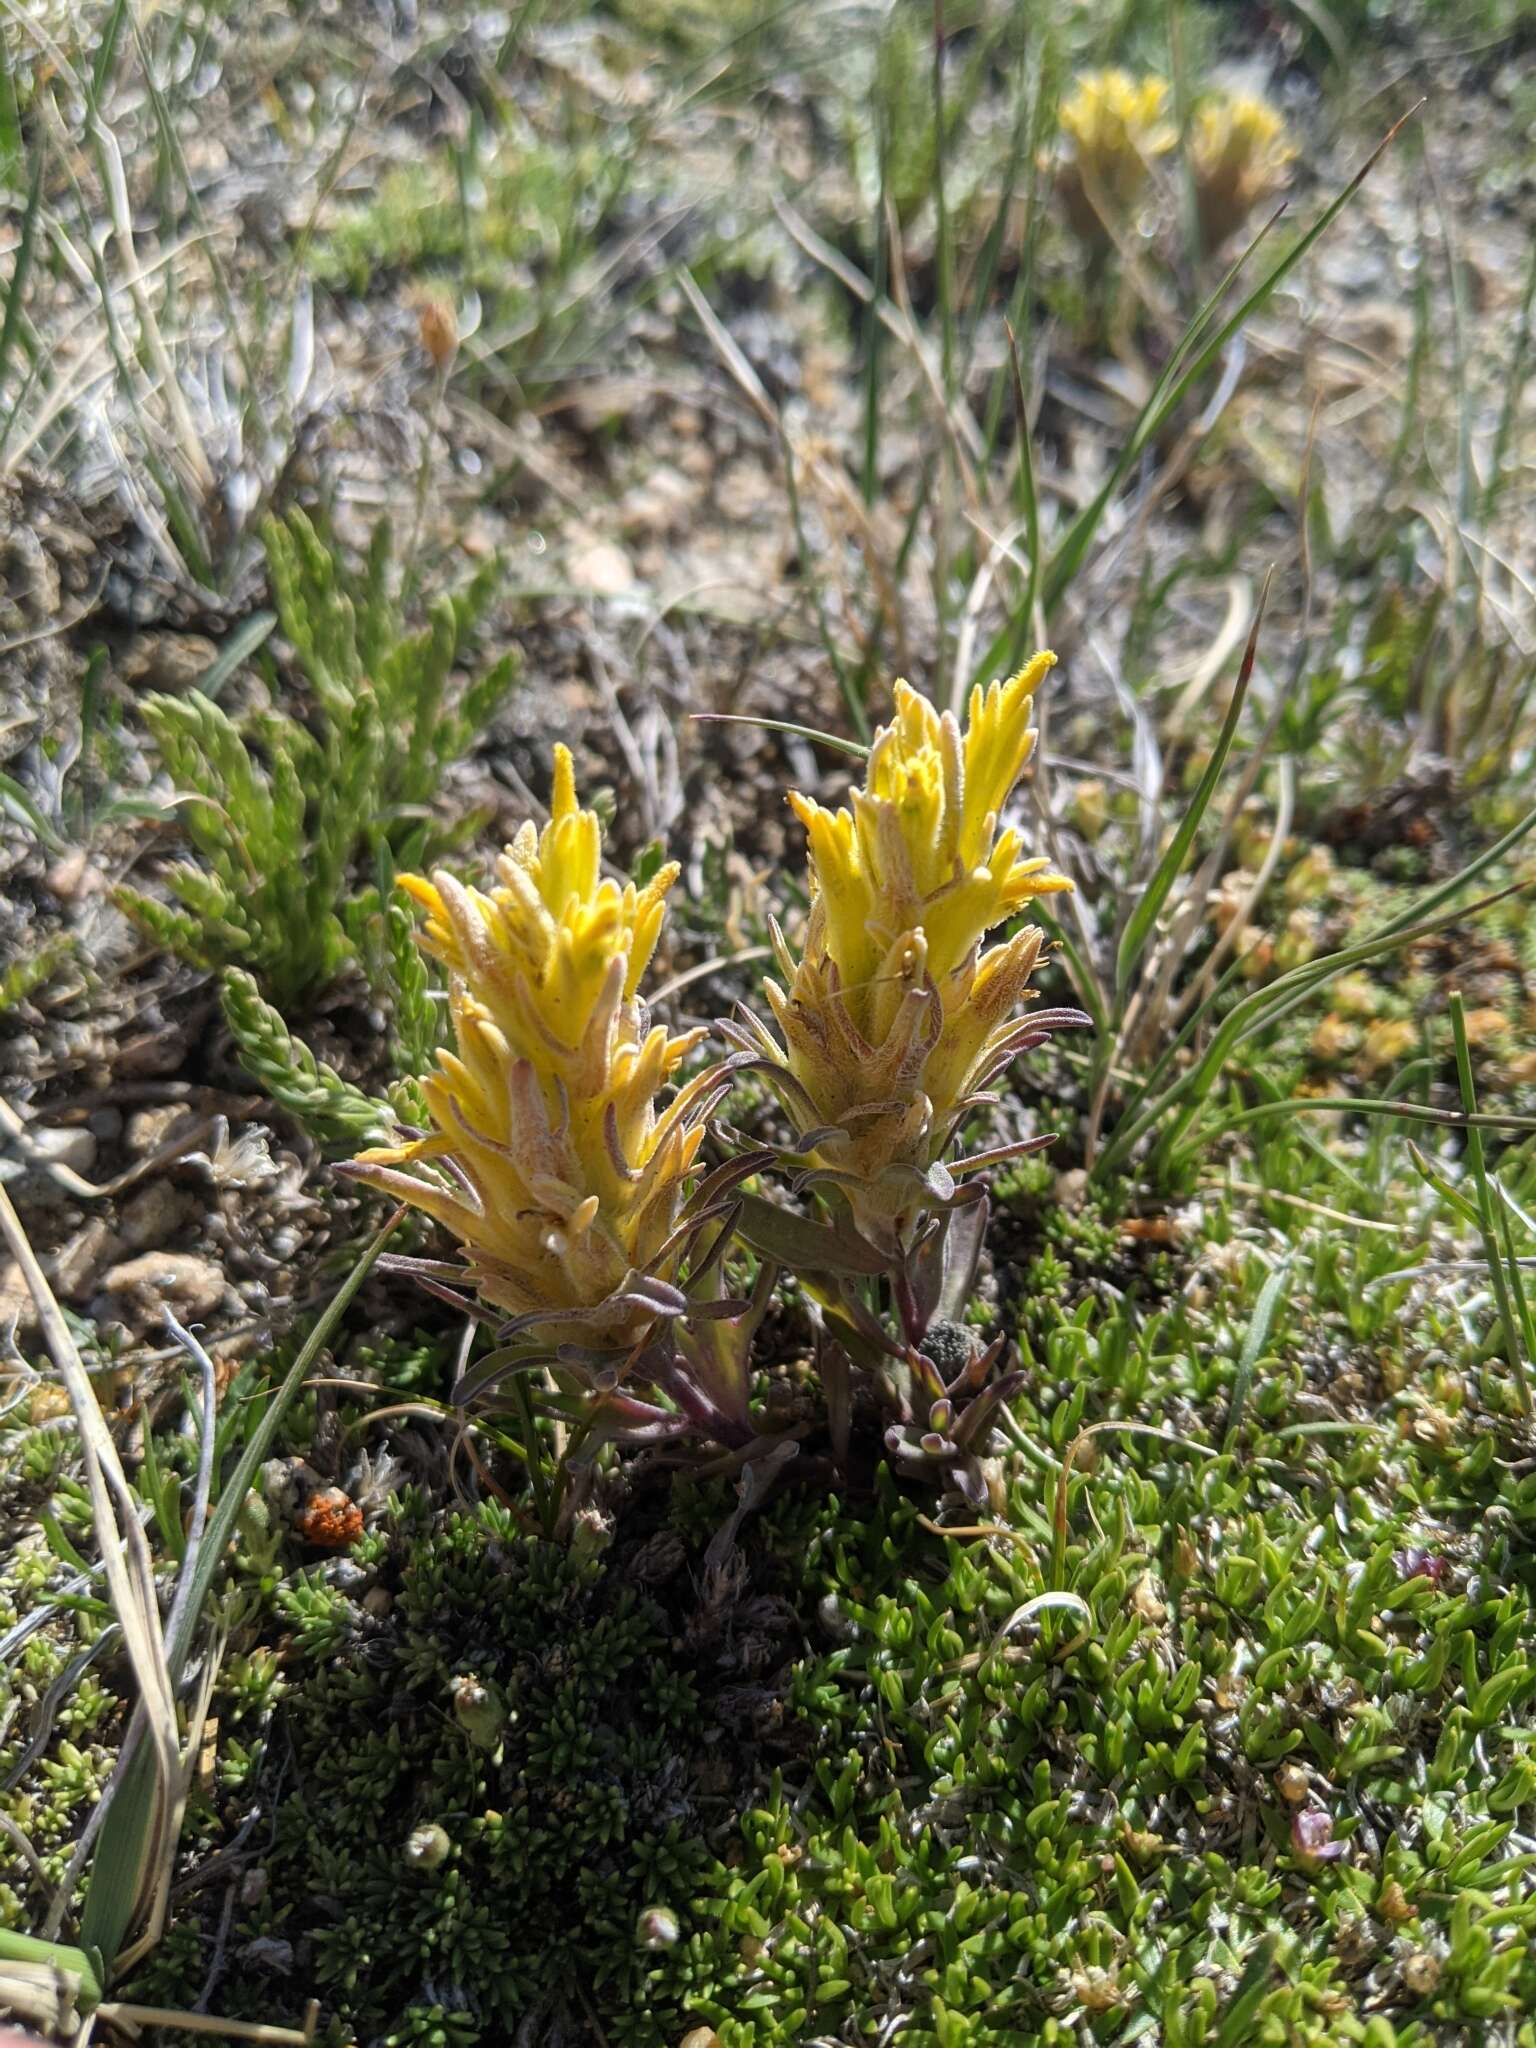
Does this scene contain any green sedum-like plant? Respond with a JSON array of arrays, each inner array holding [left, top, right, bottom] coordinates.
[[118, 512, 520, 1007], [127, 1493, 726, 2044]]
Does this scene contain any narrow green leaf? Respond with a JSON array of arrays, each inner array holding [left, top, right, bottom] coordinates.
[[692, 712, 869, 760], [0, 770, 66, 855], [735, 1192, 888, 1277], [0, 1930, 103, 2006], [1448, 991, 1533, 1419], [195, 609, 277, 704], [1223, 1262, 1290, 1450], [1114, 569, 1271, 1001], [0, 144, 45, 465]]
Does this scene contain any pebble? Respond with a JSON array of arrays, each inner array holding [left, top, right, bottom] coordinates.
[[235, 1936, 293, 1973], [98, 1250, 227, 1329], [0, 1125, 97, 1181], [116, 1025, 193, 1079], [0, 1260, 38, 1334], [51, 1219, 125, 1303], [119, 632, 219, 692], [621, 464, 697, 537], [118, 1181, 196, 1252], [45, 849, 108, 901], [567, 537, 637, 596], [124, 1106, 200, 1157], [0, 1126, 97, 1209]]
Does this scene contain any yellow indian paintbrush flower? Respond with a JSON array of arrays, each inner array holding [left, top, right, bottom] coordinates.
[[344, 746, 716, 1345], [744, 655, 1071, 1251], [1189, 90, 1293, 251], [1057, 70, 1175, 246]]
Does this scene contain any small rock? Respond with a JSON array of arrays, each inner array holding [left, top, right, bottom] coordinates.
[[621, 464, 697, 537], [714, 459, 776, 524], [567, 538, 636, 596], [1276, 1760, 1311, 1804], [124, 1106, 201, 1157], [1054, 1167, 1088, 1211], [0, 1261, 39, 1334], [116, 1024, 193, 1078], [99, 1250, 226, 1329], [260, 1456, 323, 1515], [0, 1125, 97, 1208], [1401, 1950, 1440, 1996], [119, 632, 218, 692], [50, 1219, 125, 1303], [118, 1181, 196, 1252], [46, 849, 108, 901], [235, 1936, 293, 1973]]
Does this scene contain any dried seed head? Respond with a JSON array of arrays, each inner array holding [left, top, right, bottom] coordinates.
[[416, 294, 458, 369], [1378, 1879, 1415, 1925], [636, 1906, 680, 1949], [450, 1674, 505, 1750], [404, 1823, 452, 1871], [1275, 1761, 1310, 1805], [1401, 1950, 1441, 1997]]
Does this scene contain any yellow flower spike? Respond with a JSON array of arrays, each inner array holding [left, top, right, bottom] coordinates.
[[755, 661, 1074, 1253], [1057, 70, 1176, 247], [343, 746, 713, 1348], [1188, 89, 1294, 252]]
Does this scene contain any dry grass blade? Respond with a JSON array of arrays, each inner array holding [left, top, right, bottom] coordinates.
[[91, 114, 214, 500], [76, 1205, 404, 1966], [95, 1997, 322, 2043], [679, 265, 864, 737], [0, 1183, 179, 1968], [1114, 567, 1275, 1003]]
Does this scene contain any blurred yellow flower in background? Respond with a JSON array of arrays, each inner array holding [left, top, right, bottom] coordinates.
[[1057, 69, 1175, 245], [1189, 90, 1294, 250]]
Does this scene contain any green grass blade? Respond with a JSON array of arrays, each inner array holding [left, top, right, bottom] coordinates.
[[1101, 780, 1536, 1181], [1494, 1184, 1536, 1393], [1096, 864, 1534, 1185], [1114, 569, 1271, 1002], [196, 610, 277, 704], [1042, 105, 1420, 615], [1406, 1140, 1483, 1231], [691, 712, 869, 759], [0, 770, 66, 855], [0, 1931, 103, 2005], [1234, 1097, 1536, 1142], [1223, 1262, 1290, 1450], [1447, 991, 1533, 1419], [992, 318, 1041, 690], [0, 145, 44, 464]]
